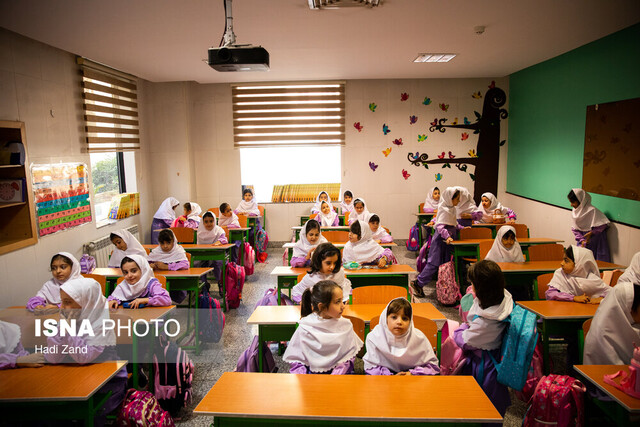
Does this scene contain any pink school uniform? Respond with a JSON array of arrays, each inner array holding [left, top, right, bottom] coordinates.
[[290, 221, 328, 268], [316, 202, 339, 226], [107, 255, 171, 307], [545, 245, 609, 301], [291, 270, 352, 304], [151, 197, 179, 244], [342, 220, 396, 266], [473, 192, 516, 223], [369, 214, 393, 243]]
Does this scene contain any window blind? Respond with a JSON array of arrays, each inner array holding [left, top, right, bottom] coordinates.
[[78, 58, 140, 152], [232, 82, 345, 148]]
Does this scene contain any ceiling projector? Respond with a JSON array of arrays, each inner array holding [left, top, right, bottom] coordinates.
[[208, 0, 269, 72]]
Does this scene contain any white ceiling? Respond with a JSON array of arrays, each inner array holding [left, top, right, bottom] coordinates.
[[1, 0, 639, 84]]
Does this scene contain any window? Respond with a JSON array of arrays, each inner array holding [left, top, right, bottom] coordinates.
[[90, 152, 137, 226]]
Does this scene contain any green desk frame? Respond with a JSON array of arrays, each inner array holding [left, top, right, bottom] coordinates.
[[415, 207, 434, 249], [537, 318, 585, 375], [185, 245, 233, 311], [228, 228, 250, 265], [300, 214, 346, 226]]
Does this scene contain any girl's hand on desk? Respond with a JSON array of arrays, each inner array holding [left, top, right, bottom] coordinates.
[[396, 371, 412, 376], [17, 353, 45, 368], [445, 237, 454, 245], [306, 247, 316, 260], [573, 294, 589, 304], [108, 300, 119, 310], [426, 221, 434, 227], [129, 298, 149, 309], [588, 297, 603, 305], [153, 262, 168, 270], [460, 213, 471, 219], [375, 239, 382, 244], [377, 257, 388, 268], [213, 241, 222, 246]]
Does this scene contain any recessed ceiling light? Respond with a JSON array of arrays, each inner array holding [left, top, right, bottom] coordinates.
[[413, 53, 456, 63]]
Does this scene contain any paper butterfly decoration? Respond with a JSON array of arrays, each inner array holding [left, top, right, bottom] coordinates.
[[472, 91, 482, 99], [463, 117, 471, 125], [439, 103, 449, 112], [422, 97, 432, 106], [451, 117, 458, 125], [392, 138, 403, 146], [468, 149, 477, 158], [488, 80, 496, 89], [448, 151, 455, 159], [402, 169, 411, 180], [437, 152, 446, 159], [382, 124, 390, 135], [369, 161, 378, 171], [417, 134, 427, 142], [382, 147, 392, 157], [461, 132, 469, 141], [369, 103, 377, 112], [435, 173, 443, 182], [430, 118, 438, 127], [409, 115, 418, 124], [401, 93, 409, 101], [353, 122, 363, 132]]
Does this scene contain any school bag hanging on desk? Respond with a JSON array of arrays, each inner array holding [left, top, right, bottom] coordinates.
[[225, 261, 245, 309], [198, 292, 225, 343], [406, 224, 420, 251], [255, 228, 268, 262], [236, 335, 278, 373], [436, 257, 461, 305], [243, 242, 255, 275], [153, 336, 194, 417]]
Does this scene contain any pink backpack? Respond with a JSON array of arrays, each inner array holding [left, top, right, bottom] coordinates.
[[439, 320, 468, 375], [516, 338, 545, 403], [243, 242, 255, 276], [524, 375, 586, 427], [225, 261, 245, 309], [458, 286, 475, 323], [117, 389, 175, 426], [603, 343, 640, 399], [436, 258, 461, 305]]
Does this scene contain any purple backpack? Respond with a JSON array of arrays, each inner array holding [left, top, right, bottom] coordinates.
[[117, 389, 175, 426], [416, 242, 429, 273], [436, 258, 461, 305], [254, 288, 293, 308], [236, 335, 278, 373], [406, 224, 420, 251], [198, 293, 225, 343], [153, 336, 194, 416], [79, 254, 96, 273], [225, 261, 245, 309], [243, 242, 255, 276]]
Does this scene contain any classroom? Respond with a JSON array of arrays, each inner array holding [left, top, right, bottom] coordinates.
[[0, 1, 639, 425]]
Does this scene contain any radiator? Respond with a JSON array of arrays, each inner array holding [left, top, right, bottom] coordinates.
[[83, 225, 139, 268]]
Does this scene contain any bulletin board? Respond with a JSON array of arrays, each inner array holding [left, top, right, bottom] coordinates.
[[31, 163, 92, 236]]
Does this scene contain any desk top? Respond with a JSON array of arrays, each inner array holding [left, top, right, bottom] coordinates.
[[282, 242, 397, 249], [497, 260, 625, 273], [0, 361, 127, 402], [270, 265, 416, 276], [247, 303, 445, 325], [292, 225, 350, 231], [451, 237, 563, 246], [415, 212, 435, 217], [226, 227, 250, 231], [574, 365, 640, 413], [143, 243, 234, 250], [516, 300, 598, 319], [194, 372, 502, 422], [93, 267, 213, 278]]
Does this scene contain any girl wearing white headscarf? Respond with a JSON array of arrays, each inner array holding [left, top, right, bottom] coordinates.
[[423, 187, 441, 213], [584, 281, 640, 365], [568, 188, 611, 262], [343, 220, 396, 267], [546, 245, 609, 303], [195, 211, 228, 285], [619, 252, 640, 285], [364, 298, 439, 375], [173, 202, 202, 229], [340, 190, 354, 215], [148, 229, 189, 303], [485, 226, 525, 263], [348, 197, 372, 224], [292, 243, 351, 303], [474, 192, 516, 224], [0, 321, 44, 370], [151, 196, 179, 244], [27, 252, 82, 312], [290, 220, 328, 268], [107, 254, 170, 309], [108, 229, 148, 268], [455, 186, 479, 227], [316, 201, 339, 226], [311, 191, 336, 214], [368, 214, 393, 243], [235, 188, 260, 216]]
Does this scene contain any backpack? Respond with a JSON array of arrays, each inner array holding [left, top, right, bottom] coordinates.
[[603, 343, 640, 399], [225, 261, 246, 309], [153, 336, 194, 417], [254, 288, 293, 308], [524, 375, 586, 427], [117, 389, 175, 427], [243, 242, 255, 276], [435, 259, 461, 305], [79, 254, 96, 273], [406, 224, 420, 251], [236, 335, 278, 373], [439, 320, 468, 375], [198, 293, 225, 343], [516, 338, 545, 403], [416, 242, 429, 273], [458, 291, 475, 323], [255, 228, 268, 263], [488, 304, 538, 391]]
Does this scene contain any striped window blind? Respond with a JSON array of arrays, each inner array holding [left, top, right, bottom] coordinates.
[[78, 58, 140, 152], [232, 82, 345, 148]]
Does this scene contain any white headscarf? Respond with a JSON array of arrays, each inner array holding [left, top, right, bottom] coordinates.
[[343, 220, 385, 263], [351, 198, 372, 223], [462, 290, 514, 350], [455, 186, 477, 217], [485, 226, 525, 263], [218, 210, 241, 228], [0, 321, 21, 354], [340, 190, 354, 214], [235, 189, 260, 215], [110, 254, 155, 302], [619, 252, 640, 285], [292, 220, 328, 259], [154, 197, 179, 221], [548, 245, 609, 297], [197, 212, 226, 244], [292, 269, 352, 303], [363, 298, 438, 372], [35, 252, 82, 305], [584, 281, 640, 365], [369, 214, 391, 241], [316, 201, 338, 226], [283, 312, 363, 373], [60, 278, 114, 346], [476, 192, 507, 223], [108, 229, 148, 268], [312, 191, 335, 213], [434, 187, 458, 226], [423, 187, 440, 212], [148, 231, 188, 264], [186, 202, 202, 224], [571, 189, 610, 231]]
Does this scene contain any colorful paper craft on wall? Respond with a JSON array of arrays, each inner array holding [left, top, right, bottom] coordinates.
[[422, 97, 432, 106], [31, 163, 92, 237]]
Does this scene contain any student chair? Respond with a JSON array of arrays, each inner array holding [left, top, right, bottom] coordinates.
[[478, 240, 493, 260], [344, 211, 350, 224], [460, 227, 492, 240], [208, 207, 220, 216], [116, 275, 167, 289], [236, 214, 248, 227], [82, 273, 107, 296], [418, 202, 424, 212], [352, 286, 406, 304], [170, 227, 195, 244], [322, 230, 349, 242], [602, 269, 624, 287], [185, 252, 192, 266], [309, 213, 318, 220], [144, 247, 150, 255], [496, 223, 530, 238], [383, 226, 391, 235], [534, 273, 554, 300], [343, 315, 366, 358], [578, 318, 592, 364], [369, 315, 439, 357], [528, 244, 564, 262]]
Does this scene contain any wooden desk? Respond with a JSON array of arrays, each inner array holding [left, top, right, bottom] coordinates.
[[574, 365, 640, 426], [0, 361, 127, 426], [471, 222, 521, 238], [517, 300, 598, 374], [414, 212, 435, 248], [194, 372, 502, 425], [282, 242, 397, 265], [292, 225, 350, 240], [270, 265, 417, 305], [227, 227, 250, 264]]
